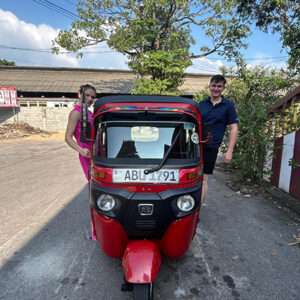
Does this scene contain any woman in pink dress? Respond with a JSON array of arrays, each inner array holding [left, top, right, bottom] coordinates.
[[65, 84, 97, 240], [65, 84, 96, 180]]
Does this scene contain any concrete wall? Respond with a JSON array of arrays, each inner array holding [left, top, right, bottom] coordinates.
[[0, 107, 72, 131], [0, 108, 17, 124]]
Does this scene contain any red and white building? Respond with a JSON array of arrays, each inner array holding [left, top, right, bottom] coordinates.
[[269, 86, 300, 201]]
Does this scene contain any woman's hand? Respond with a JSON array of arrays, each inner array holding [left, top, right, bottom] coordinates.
[[80, 148, 91, 158]]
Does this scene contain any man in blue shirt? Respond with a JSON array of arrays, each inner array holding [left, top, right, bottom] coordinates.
[[198, 75, 239, 204]]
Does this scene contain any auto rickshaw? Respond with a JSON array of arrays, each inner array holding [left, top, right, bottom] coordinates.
[[81, 95, 203, 300]]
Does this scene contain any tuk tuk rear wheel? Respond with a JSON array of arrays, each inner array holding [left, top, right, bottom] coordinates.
[[133, 283, 153, 300]]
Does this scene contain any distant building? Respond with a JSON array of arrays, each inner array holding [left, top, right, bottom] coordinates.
[[0, 66, 213, 130], [0, 65, 212, 106]]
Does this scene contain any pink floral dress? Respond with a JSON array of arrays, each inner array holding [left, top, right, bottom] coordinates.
[[72, 103, 96, 240]]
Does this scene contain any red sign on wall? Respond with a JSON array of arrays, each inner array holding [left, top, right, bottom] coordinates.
[[0, 86, 18, 107]]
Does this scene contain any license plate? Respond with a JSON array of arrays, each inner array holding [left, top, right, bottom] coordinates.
[[112, 169, 179, 183]]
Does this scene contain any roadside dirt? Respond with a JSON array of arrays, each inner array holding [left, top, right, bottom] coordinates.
[[0, 123, 64, 143]]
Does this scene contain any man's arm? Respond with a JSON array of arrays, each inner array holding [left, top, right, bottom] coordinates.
[[224, 123, 238, 163]]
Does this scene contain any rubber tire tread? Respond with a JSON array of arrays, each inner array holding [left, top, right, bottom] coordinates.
[[133, 283, 153, 300]]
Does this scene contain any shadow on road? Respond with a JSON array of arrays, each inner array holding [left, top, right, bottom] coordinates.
[[0, 185, 132, 300]]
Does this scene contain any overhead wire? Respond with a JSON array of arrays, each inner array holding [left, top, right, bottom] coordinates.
[[63, 0, 77, 6], [28, 1, 288, 66], [0, 44, 288, 62], [0, 44, 116, 54], [31, 0, 79, 20], [198, 55, 288, 61]]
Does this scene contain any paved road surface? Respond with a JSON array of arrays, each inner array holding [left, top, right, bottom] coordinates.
[[0, 139, 300, 300]]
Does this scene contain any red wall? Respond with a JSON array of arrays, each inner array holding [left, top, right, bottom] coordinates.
[[290, 130, 300, 199], [271, 137, 283, 188]]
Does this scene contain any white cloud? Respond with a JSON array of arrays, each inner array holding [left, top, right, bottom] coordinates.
[[0, 9, 223, 73], [187, 57, 224, 74], [0, 9, 128, 69], [0, 9, 78, 67], [75, 43, 129, 70], [246, 52, 287, 70]]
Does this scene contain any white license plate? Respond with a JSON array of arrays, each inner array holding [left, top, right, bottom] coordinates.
[[112, 169, 179, 183]]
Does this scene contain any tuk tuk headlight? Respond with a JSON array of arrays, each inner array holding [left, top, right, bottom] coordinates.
[[177, 195, 195, 212], [96, 194, 116, 211]]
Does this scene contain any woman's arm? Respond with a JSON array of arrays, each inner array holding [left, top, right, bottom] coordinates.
[[65, 110, 91, 158]]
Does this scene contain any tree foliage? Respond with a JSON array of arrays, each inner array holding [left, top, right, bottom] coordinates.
[[194, 62, 298, 183], [224, 63, 294, 182], [0, 59, 15, 66], [55, 0, 249, 59], [236, 0, 300, 73], [54, 0, 250, 93], [131, 49, 191, 94]]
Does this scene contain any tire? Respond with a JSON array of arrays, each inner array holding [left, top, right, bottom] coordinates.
[[133, 283, 153, 300]]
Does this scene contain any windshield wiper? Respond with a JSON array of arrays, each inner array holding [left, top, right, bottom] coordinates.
[[144, 126, 182, 175]]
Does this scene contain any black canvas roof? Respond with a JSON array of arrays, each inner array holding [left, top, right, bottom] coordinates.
[[94, 94, 199, 110]]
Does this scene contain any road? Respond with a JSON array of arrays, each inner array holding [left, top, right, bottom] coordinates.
[[0, 138, 300, 300]]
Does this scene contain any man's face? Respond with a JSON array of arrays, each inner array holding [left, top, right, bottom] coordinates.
[[209, 80, 225, 98]]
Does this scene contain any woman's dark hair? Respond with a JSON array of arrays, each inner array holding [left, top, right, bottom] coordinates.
[[210, 74, 226, 85], [79, 84, 96, 95]]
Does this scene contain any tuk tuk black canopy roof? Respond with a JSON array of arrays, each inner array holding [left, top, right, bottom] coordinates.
[[94, 94, 199, 111]]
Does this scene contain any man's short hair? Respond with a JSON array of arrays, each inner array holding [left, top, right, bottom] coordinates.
[[210, 74, 226, 85]]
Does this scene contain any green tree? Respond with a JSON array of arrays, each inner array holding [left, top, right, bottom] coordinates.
[[0, 59, 15, 66], [236, 0, 300, 73], [224, 62, 293, 182], [54, 0, 250, 94], [131, 49, 192, 94]]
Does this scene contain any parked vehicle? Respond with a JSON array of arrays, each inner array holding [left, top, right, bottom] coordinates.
[[82, 95, 203, 300]]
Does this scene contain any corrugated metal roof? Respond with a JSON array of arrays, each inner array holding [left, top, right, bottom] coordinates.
[[0, 66, 211, 95], [269, 85, 300, 113]]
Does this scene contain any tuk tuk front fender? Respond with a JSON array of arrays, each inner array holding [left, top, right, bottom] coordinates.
[[160, 210, 200, 258], [92, 208, 128, 258], [122, 240, 161, 283]]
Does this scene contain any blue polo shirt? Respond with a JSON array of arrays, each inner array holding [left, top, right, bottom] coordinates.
[[198, 96, 238, 148]]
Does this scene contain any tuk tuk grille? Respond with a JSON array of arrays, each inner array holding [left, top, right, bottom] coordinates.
[[135, 219, 156, 230], [122, 198, 174, 239]]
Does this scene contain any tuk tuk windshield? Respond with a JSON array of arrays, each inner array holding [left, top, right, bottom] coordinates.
[[96, 121, 200, 161]]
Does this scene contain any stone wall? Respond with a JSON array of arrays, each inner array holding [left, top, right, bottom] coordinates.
[[0, 107, 72, 132]]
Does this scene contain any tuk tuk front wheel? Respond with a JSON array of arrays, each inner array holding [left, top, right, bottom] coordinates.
[[133, 283, 153, 300]]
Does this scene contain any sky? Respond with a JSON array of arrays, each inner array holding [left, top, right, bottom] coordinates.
[[0, 0, 289, 74]]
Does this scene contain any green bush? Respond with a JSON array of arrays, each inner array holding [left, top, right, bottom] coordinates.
[[224, 65, 293, 182], [195, 64, 295, 183]]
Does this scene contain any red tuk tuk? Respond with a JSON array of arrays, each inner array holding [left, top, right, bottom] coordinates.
[[82, 95, 203, 300]]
